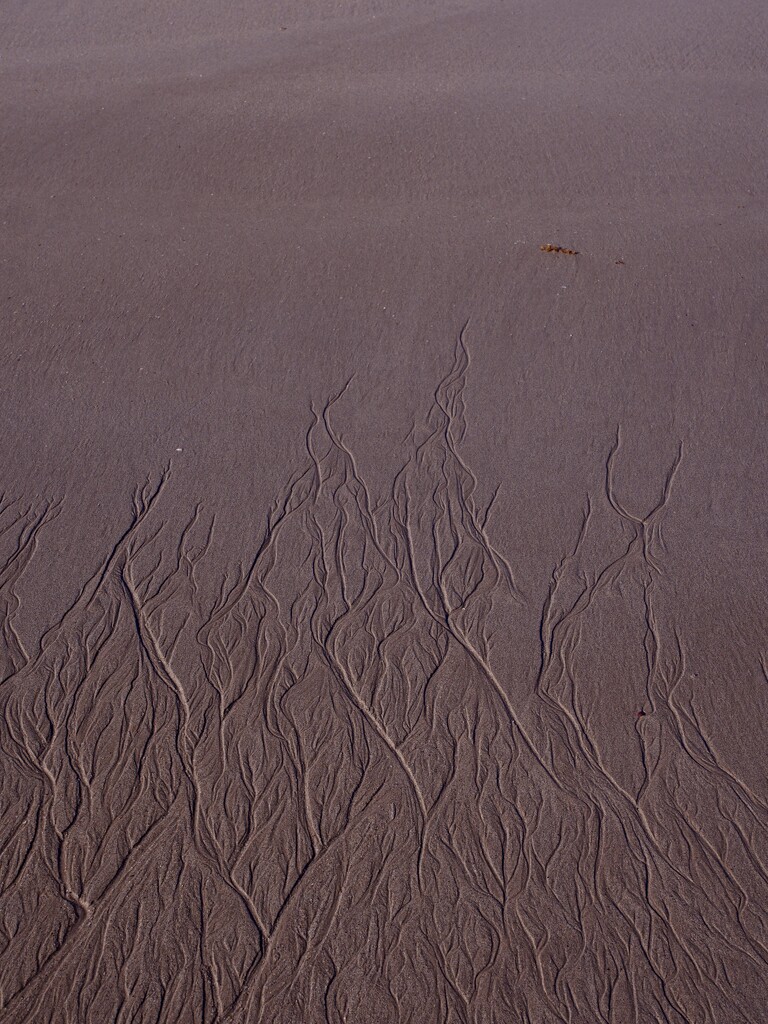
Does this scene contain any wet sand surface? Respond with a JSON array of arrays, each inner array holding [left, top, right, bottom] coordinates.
[[2, 1, 768, 1021]]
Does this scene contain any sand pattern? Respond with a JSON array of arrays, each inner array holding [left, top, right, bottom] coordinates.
[[1, 338, 766, 1023]]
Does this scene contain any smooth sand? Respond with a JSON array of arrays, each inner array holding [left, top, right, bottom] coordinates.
[[2, 1, 767, 1020]]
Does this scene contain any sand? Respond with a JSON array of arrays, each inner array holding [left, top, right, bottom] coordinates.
[[1, 0, 768, 1021]]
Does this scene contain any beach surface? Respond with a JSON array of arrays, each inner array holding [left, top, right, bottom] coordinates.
[[2, 1, 768, 1021]]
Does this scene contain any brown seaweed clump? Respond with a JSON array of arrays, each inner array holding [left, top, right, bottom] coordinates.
[[540, 243, 579, 255]]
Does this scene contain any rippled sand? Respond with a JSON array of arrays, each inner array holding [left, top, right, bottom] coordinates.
[[2, 1, 767, 1021]]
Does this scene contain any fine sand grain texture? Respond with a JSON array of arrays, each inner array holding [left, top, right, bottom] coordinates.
[[2, 1, 768, 1021]]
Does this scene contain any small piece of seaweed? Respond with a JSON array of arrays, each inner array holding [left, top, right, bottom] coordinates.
[[540, 243, 579, 255]]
